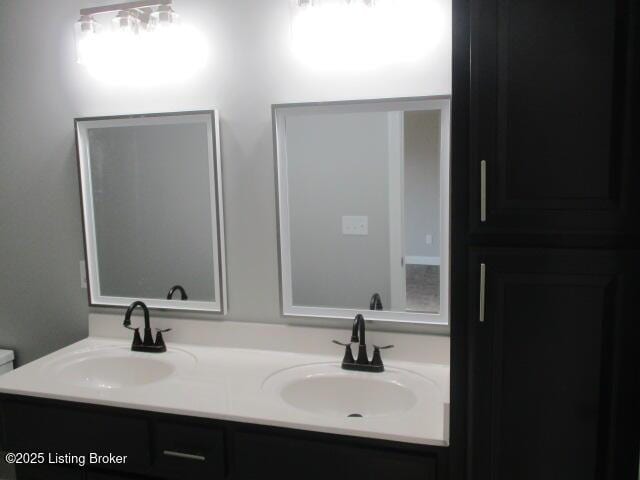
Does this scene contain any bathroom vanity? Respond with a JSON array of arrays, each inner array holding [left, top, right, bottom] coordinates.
[[0, 327, 450, 480], [1, 397, 447, 480]]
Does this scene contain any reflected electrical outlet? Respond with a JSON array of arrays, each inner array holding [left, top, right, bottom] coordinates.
[[342, 216, 369, 236]]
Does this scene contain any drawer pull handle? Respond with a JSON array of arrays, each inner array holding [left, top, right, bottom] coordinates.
[[479, 263, 486, 323], [480, 160, 487, 222], [163, 450, 206, 462]]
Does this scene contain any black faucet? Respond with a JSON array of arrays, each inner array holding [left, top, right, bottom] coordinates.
[[351, 313, 369, 365], [369, 293, 383, 310], [166, 285, 188, 300], [333, 314, 393, 373], [123, 301, 171, 353]]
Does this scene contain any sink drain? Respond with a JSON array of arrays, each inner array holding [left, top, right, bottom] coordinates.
[[347, 413, 363, 418]]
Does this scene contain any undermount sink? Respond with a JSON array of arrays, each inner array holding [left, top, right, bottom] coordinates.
[[262, 363, 440, 419], [43, 346, 196, 389]]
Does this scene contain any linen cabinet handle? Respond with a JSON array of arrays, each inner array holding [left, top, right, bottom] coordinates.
[[479, 263, 486, 323], [163, 450, 206, 461], [480, 160, 487, 222]]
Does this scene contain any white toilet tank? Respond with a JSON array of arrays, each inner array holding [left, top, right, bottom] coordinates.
[[0, 350, 14, 375]]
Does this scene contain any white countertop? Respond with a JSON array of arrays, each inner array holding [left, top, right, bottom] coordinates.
[[0, 336, 449, 446]]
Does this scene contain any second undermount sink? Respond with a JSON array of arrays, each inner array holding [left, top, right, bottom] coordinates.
[[262, 363, 440, 419], [43, 345, 196, 390]]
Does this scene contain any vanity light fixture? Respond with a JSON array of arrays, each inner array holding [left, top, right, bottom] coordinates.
[[291, 0, 445, 71], [75, 0, 171, 58], [74, 0, 207, 85]]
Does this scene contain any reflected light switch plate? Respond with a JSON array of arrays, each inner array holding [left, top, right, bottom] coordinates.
[[342, 216, 368, 235]]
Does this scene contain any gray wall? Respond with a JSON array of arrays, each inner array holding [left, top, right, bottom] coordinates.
[[287, 112, 391, 309], [89, 123, 216, 301], [404, 110, 441, 259], [0, 1, 89, 366], [0, 0, 451, 367]]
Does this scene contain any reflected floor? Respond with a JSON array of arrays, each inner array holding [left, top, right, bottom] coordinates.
[[406, 265, 440, 313]]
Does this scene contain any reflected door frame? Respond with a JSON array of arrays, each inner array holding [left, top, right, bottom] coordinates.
[[387, 111, 407, 311]]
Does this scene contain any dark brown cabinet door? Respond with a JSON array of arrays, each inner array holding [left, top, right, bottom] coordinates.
[[468, 249, 639, 480], [86, 473, 146, 480], [15, 465, 82, 480], [233, 431, 438, 480], [2, 401, 151, 474], [469, 0, 639, 246]]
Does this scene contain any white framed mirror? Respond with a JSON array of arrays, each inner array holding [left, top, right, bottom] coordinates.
[[274, 97, 450, 324], [75, 111, 226, 313]]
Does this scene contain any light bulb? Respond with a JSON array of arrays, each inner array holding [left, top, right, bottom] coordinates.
[[74, 15, 100, 65], [149, 5, 179, 30], [112, 10, 139, 34]]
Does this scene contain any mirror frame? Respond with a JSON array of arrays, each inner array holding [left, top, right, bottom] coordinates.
[[75, 110, 227, 313], [273, 96, 451, 325]]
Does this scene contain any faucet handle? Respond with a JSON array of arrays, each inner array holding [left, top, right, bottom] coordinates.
[[153, 328, 170, 352], [370, 345, 394, 371], [129, 328, 143, 347], [333, 340, 355, 365]]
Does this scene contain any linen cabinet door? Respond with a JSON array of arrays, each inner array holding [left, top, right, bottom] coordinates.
[[469, 0, 639, 246], [468, 249, 639, 480]]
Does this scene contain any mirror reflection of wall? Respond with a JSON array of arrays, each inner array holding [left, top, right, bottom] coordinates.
[[76, 112, 226, 313], [275, 97, 450, 324], [89, 123, 215, 301]]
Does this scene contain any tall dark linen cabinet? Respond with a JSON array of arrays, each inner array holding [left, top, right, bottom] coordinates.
[[450, 0, 639, 479]]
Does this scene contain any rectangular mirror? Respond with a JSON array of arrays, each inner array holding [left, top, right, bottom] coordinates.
[[274, 97, 450, 324], [75, 111, 226, 312]]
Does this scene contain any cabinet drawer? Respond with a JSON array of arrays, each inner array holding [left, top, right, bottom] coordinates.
[[2, 400, 151, 472], [152, 421, 225, 479]]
